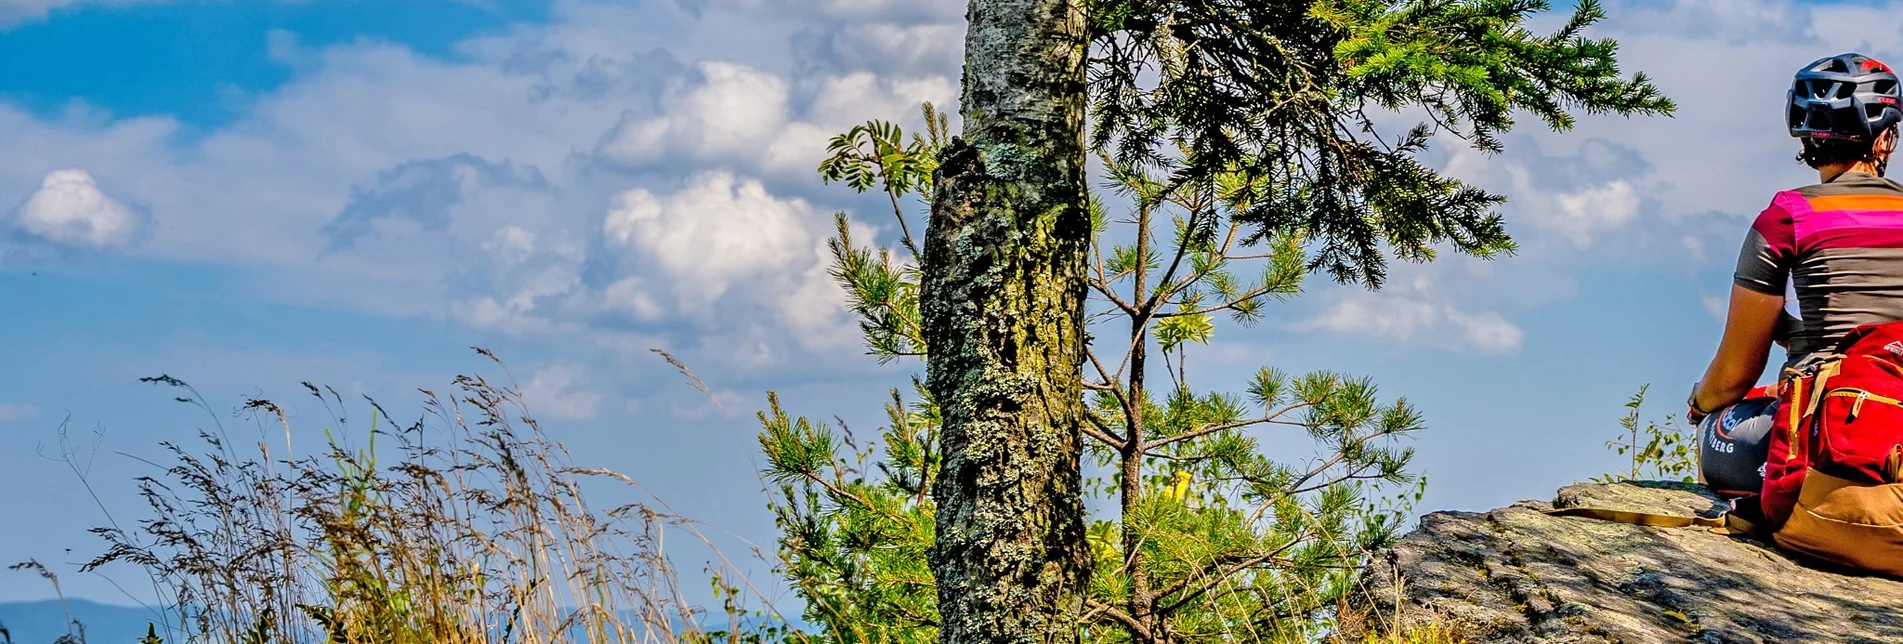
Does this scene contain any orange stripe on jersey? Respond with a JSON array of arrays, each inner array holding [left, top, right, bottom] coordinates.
[[1805, 194, 1903, 212]]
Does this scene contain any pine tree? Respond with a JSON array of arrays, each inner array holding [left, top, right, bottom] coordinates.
[[766, 0, 1673, 641], [769, 106, 1427, 642]]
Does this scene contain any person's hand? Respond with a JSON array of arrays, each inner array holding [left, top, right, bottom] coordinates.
[[1687, 385, 1714, 425]]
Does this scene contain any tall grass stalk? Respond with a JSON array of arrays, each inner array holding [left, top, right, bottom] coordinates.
[[82, 349, 791, 643]]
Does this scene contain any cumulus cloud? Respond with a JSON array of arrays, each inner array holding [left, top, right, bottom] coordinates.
[[11, 169, 141, 248], [793, 21, 966, 76], [596, 171, 856, 351], [449, 224, 591, 336], [1441, 137, 1652, 249], [595, 62, 793, 167], [0, 0, 963, 368], [604, 172, 818, 308], [594, 61, 954, 176], [1546, 179, 1642, 248], [520, 364, 605, 421], [35, 0, 1825, 367]]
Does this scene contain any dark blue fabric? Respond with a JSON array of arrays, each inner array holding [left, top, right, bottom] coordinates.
[[1698, 396, 1778, 498]]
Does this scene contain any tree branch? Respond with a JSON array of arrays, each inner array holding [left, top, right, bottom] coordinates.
[[1089, 277, 1140, 316], [1154, 281, 1288, 319], [1146, 401, 1315, 452], [1082, 412, 1127, 451], [1153, 538, 1307, 616], [1084, 599, 1146, 633], [1142, 205, 1203, 314]]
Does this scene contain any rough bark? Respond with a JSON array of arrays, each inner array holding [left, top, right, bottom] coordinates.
[[919, 0, 1091, 641], [1121, 205, 1158, 642]]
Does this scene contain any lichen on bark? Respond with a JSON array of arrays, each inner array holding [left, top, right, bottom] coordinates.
[[919, 0, 1092, 641]]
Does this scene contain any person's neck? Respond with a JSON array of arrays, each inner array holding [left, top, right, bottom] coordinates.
[[1820, 160, 1885, 182]]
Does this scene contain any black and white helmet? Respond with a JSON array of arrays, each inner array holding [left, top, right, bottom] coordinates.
[[1789, 53, 1903, 142]]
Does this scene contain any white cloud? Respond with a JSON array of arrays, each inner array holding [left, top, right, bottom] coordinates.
[[604, 277, 667, 322], [0, 0, 961, 369], [777, 244, 856, 350], [12, 169, 140, 248], [1445, 308, 1526, 355], [597, 62, 793, 166], [596, 172, 857, 350], [484, 225, 538, 268], [519, 364, 605, 421], [595, 62, 955, 175], [0, 403, 38, 422], [604, 172, 819, 309], [1441, 140, 1648, 249], [804, 22, 966, 76], [1305, 262, 1527, 355], [1601, 0, 1807, 44], [805, 72, 957, 129], [1308, 294, 1525, 355], [451, 225, 590, 336], [1547, 180, 1641, 248]]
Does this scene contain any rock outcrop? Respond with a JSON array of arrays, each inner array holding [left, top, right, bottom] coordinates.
[[1359, 481, 1903, 643]]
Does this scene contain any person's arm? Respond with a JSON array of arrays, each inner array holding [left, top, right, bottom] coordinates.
[[1690, 285, 1784, 420], [1696, 195, 1797, 422]]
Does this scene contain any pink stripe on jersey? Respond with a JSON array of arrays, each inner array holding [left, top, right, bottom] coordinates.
[[1798, 227, 1903, 250]]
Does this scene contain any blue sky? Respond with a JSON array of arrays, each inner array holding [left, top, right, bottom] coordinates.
[[0, 0, 1889, 607]]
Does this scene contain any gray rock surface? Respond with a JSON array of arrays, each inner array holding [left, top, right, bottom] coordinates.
[[1357, 481, 1903, 643]]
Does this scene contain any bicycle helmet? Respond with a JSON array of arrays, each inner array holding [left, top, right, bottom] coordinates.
[[1789, 53, 1903, 142], [1781, 53, 1903, 142]]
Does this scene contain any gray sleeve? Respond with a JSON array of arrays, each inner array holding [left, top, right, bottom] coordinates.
[[1733, 228, 1789, 296]]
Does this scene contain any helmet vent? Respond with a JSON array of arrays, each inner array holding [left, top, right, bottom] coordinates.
[[1876, 79, 1898, 95], [1821, 58, 1853, 73], [1837, 82, 1858, 99]]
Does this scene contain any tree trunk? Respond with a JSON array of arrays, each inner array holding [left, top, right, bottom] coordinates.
[[919, 0, 1090, 641], [1122, 207, 1158, 642]]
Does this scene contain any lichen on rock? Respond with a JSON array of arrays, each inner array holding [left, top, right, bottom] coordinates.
[[1355, 481, 1903, 643]]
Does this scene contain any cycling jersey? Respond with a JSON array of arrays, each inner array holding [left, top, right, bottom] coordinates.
[[1735, 171, 1903, 368]]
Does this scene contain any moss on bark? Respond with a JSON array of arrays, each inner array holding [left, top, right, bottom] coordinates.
[[919, 0, 1091, 641]]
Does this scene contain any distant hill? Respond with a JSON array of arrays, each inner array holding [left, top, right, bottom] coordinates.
[[0, 599, 158, 644], [0, 599, 807, 642]]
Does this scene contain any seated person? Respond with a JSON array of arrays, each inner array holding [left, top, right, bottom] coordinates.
[[1690, 53, 1903, 501]]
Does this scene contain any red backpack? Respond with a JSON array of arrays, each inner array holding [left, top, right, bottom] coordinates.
[[1762, 322, 1903, 574]]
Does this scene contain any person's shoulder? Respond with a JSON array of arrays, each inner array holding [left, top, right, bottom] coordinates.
[[1745, 188, 1808, 237], [1792, 172, 1903, 198]]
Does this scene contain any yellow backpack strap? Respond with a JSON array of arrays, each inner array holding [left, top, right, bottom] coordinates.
[[1806, 358, 1843, 419], [1543, 507, 1757, 536]]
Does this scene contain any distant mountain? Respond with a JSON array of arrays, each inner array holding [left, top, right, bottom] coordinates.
[[0, 599, 159, 644]]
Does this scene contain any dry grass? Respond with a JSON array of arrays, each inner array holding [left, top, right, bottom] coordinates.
[[1329, 563, 1470, 644], [71, 348, 791, 644]]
